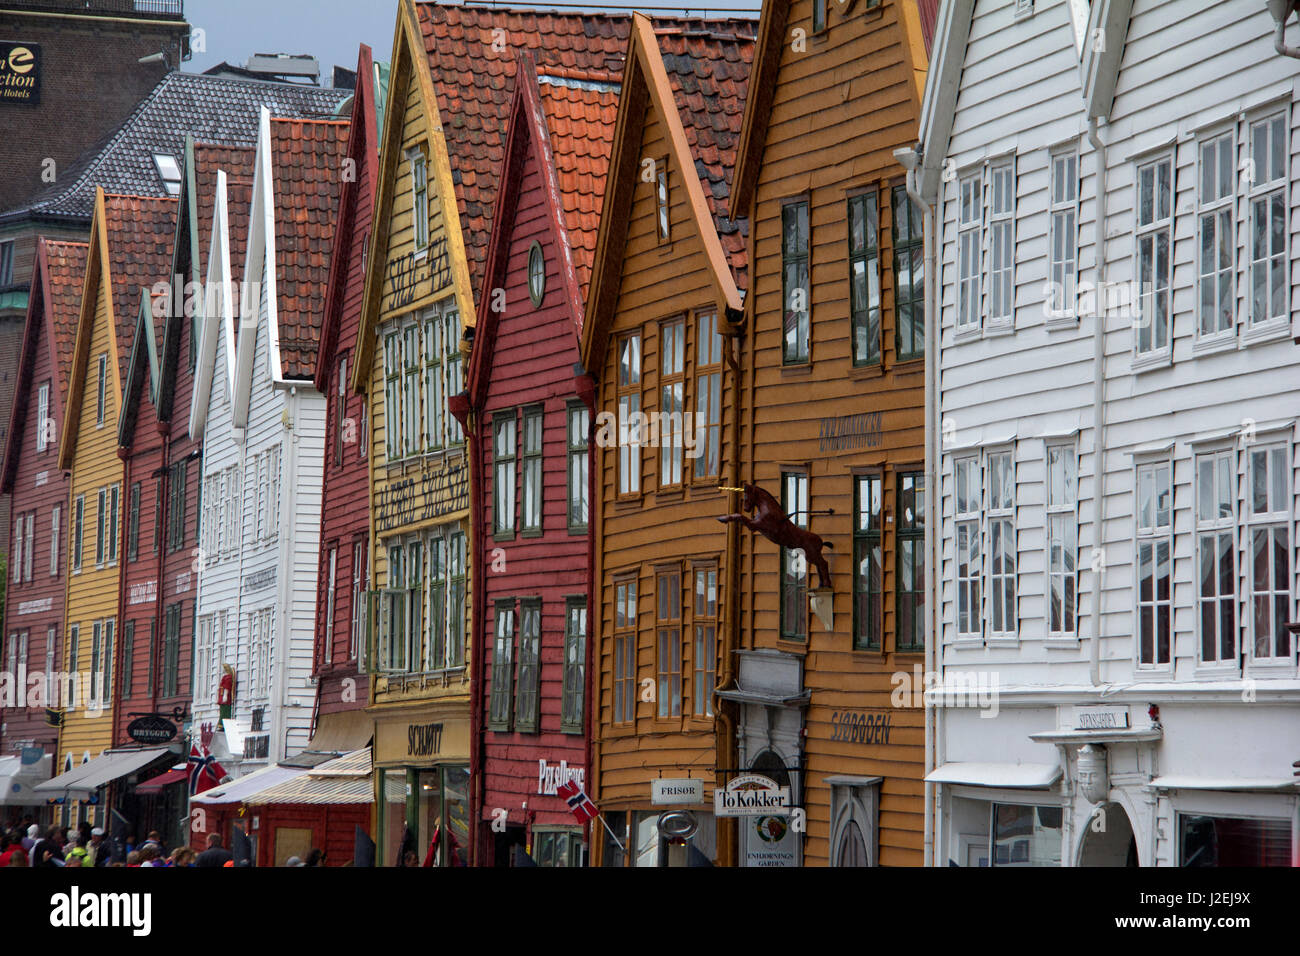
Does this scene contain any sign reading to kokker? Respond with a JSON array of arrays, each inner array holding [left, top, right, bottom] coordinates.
[[714, 774, 791, 817]]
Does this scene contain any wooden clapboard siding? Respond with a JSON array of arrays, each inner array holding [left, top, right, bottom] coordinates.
[[736, 0, 929, 866]]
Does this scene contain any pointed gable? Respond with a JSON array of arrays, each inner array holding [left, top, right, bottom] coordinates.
[[2, 239, 87, 494]]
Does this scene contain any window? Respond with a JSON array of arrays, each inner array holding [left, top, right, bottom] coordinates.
[[1136, 460, 1173, 667], [441, 302, 464, 447], [36, 382, 49, 452], [522, 407, 543, 534], [1249, 113, 1287, 327], [324, 546, 338, 659], [812, 0, 826, 32], [67, 624, 78, 678], [655, 568, 682, 718], [383, 331, 401, 460], [782, 200, 810, 364], [44, 627, 55, 703], [853, 475, 883, 650], [659, 319, 685, 488], [128, 482, 140, 561], [893, 185, 925, 360], [1046, 443, 1078, 637], [655, 157, 670, 241], [613, 578, 637, 724], [494, 411, 517, 537], [561, 597, 586, 733], [692, 566, 717, 717], [991, 804, 1063, 866], [955, 457, 981, 638], [167, 461, 186, 553], [194, 616, 211, 705], [533, 828, 583, 868], [123, 623, 136, 698], [1197, 132, 1235, 338], [515, 599, 541, 733], [694, 312, 722, 479], [897, 471, 926, 652], [153, 476, 162, 553], [350, 541, 365, 662], [162, 604, 180, 698], [96, 353, 108, 426], [1135, 156, 1173, 357], [108, 484, 119, 564], [3, 632, 27, 691], [567, 403, 589, 530], [957, 173, 983, 331], [153, 153, 182, 196], [423, 315, 442, 451], [23, 512, 32, 582], [73, 495, 83, 572], [1247, 443, 1291, 661], [1180, 814, 1291, 867], [50, 504, 60, 577], [447, 530, 466, 667], [616, 334, 641, 495], [95, 487, 106, 565], [489, 600, 515, 730], [849, 192, 881, 367], [0, 240, 12, 286], [527, 241, 546, 307], [335, 356, 348, 467], [1196, 450, 1236, 665], [411, 149, 429, 252], [987, 450, 1016, 637], [780, 472, 809, 642], [402, 323, 420, 456], [11, 515, 20, 585], [1049, 151, 1079, 319], [987, 162, 1015, 326], [90, 619, 113, 704], [250, 608, 272, 698], [830, 779, 879, 868]]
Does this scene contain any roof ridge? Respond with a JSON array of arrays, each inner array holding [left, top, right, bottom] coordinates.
[[103, 192, 180, 204]]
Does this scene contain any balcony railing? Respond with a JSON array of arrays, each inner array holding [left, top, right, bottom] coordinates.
[[2, 0, 185, 20]]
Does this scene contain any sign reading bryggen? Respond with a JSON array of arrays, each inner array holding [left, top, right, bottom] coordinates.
[[374, 455, 468, 532], [0, 42, 40, 107]]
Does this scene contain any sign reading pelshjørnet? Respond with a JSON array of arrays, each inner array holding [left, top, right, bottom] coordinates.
[[0, 42, 40, 107], [714, 773, 791, 817]]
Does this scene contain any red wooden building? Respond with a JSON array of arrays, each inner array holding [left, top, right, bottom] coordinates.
[[312, 45, 382, 729], [0, 238, 86, 800], [464, 58, 618, 867]]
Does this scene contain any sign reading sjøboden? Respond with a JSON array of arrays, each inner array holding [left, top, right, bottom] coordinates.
[[0, 42, 40, 107], [714, 773, 791, 817]]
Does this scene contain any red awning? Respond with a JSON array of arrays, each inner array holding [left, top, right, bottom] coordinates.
[[134, 766, 188, 795]]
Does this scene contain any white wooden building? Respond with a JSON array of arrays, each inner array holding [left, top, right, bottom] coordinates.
[[917, 0, 1300, 866], [189, 108, 335, 774]]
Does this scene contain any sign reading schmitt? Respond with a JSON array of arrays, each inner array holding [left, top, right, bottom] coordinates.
[[651, 778, 703, 805], [714, 774, 791, 817]]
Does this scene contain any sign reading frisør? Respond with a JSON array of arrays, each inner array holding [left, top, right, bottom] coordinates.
[[714, 773, 791, 817]]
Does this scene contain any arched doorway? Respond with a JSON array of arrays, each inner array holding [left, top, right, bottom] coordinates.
[[1077, 801, 1139, 867]]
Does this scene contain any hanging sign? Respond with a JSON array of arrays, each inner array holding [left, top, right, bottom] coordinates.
[[651, 778, 703, 805], [714, 773, 791, 817], [127, 716, 177, 745]]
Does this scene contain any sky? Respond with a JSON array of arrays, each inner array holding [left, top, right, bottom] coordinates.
[[183, 0, 763, 84]]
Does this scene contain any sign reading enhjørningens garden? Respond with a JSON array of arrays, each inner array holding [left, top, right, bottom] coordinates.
[[0, 42, 40, 107]]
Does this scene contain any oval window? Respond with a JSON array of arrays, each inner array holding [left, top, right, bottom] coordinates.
[[527, 241, 546, 307]]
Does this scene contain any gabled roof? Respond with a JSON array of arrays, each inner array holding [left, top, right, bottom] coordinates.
[[1, 71, 350, 226], [188, 168, 242, 442], [59, 190, 177, 470], [732, 0, 931, 217], [580, 14, 756, 376], [316, 44, 383, 394], [467, 58, 619, 407], [1081, 0, 1133, 120], [117, 288, 166, 449], [267, 117, 351, 381], [1, 239, 87, 494], [152, 141, 257, 427]]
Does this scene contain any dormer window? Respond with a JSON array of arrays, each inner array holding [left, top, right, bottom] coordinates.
[[527, 241, 545, 307], [153, 153, 182, 196]]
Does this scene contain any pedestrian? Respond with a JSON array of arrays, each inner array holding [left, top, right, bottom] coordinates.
[[284, 855, 304, 867], [21, 823, 39, 853], [64, 835, 90, 868], [166, 847, 194, 867], [30, 825, 65, 867], [195, 832, 233, 868], [136, 845, 162, 867], [304, 847, 324, 867], [5, 847, 27, 867], [126, 851, 141, 867], [0, 831, 24, 867], [87, 827, 109, 867]]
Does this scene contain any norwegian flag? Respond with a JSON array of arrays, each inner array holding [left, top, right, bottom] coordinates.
[[188, 723, 230, 796], [556, 779, 598, 824]]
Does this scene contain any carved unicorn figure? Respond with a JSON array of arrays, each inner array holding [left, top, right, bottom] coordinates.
[[718, 482, 832, 589]]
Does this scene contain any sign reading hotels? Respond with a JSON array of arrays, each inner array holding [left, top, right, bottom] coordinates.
[[0, 42, 40, 107]]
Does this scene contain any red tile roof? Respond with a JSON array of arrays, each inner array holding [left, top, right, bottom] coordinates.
[[656, 26, 756, 287], [536, 72, 619, 305], [268, 117, 351, 380], [414, 4, 633, 301], [103, 194, 179, 380], [44, 239, 89, 398], [193, 143, 256, 283]]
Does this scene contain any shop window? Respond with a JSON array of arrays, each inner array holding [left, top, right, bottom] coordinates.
[[780, 472, 809, 642], [991, 803, 1063, 866], [1179, 814, 1292, 867], [533, 827, 583, 867], [600, 811, 627, 867], [829, 777, 879, 867]]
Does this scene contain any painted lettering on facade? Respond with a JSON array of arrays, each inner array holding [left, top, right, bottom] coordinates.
[[818, 411, 883, 452], [374, 456, 468, 533]]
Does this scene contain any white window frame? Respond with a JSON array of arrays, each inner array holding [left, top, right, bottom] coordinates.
[[1047, 149, 1079, 324], [24, 511, 33, 582], [956, 173, 983, 332], [1135, 459, 1174, 670], [1247, 111, 1288, 332], [986, 161, 1015, 329], [1045, 442, 1078, 638], [954, 455, 982, 639], [986, 448, 1017, 639], [1133, 154, 1173, 364], [11, 515, 21, 584], [96, 353, 108, 427], [1244, 440, 1292, 666], [350, 541, 364, 662], [1195, 129, 1236, 345], [409, 148, 429, 254], [50, 504, 60, 577], [1195, 447, 1237, 669], [36, 382, 50, 452], [324, 545, 338, 655]]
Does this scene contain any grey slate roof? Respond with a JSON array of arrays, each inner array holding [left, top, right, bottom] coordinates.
[[1, 70, 350, 224]]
